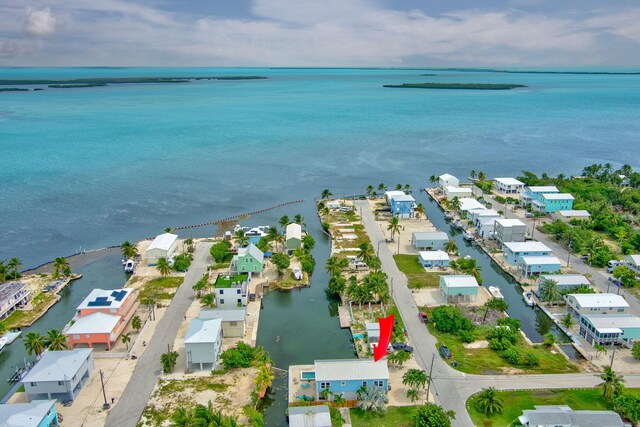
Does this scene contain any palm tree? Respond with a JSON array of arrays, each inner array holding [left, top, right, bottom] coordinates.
[[121, 333, 131, 350], [595, 343, 607, 357], [274, 233, 285, 253], [387, 216, 401, 241], [429, 175, 437, 186], [404, 184, 411, 193], [538, 279, 561, 305], [357, 385, 389, 412], [321, 189, 332, 199], [328, 276, 346, 295], [357, 243, 374, 265], [444, 240, 458, 255], [201, 294, 216, 308], [267, 226, 280, 251], [584, 237, 603, 265], [449, 196, 462, 212], [325, 256, 347, 277], [377, 183, 386, 192], [7, 258, 21, 279], [293, 214, 305, 226], [470, 170, 476, 180], [52, 257, 70, 279], [279, 215, 290, 229], [132, 316, 142, 332], [121, 241, 138, 260], [156, 257, 172, 276], [448, 260, 460, 273], [366, 185, 374, 197], [332, 393, 346, 407], [406, 388, 420, 403], [183, 238, 194, 253], [543, 333, 557, 348], [164, 227, 172, 233], [44, 329, 67, 351], [600, 367, 625, 400], [475, 387, 504, 415], [560, 313, 574, 329], [24, 331, 46, 358], [254, 364, 275, 393], [0, 260, 7, 284], [414, 203, 425, 220], [170, 406, 190, 427], [387, 349, 410, 365], [233, 229, 249, 247], [478, 171, 486, 181], [402, 369, 428, 389]]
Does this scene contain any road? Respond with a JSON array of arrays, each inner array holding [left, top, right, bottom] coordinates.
[[105, 242, 212, 427]]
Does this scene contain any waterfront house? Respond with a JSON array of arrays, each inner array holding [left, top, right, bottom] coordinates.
[[285, 223, 302, 254], [565, 293, 629, 319], [184, 317, 223, 371], [494, 218, 527, 244], [458, 198, 486, 212], [471, 209, 500, 226], [624, 254, 640, 274], [199, 307, 247, 338], [384, 190, 406, 205], [518, 405, 624, 427], [537, 274, 591, 293], [418, 251, 450, 268], [0, 281, 29, 320], [477, 218, 497, 239], [21, 348, 94, 402], [145, 232, 179, 265], [0, 400, 59, 427], [520, 186, 559, 207], [213, 273, 249, 308], [494, 177, 525, 195], [365, 323, 380, 344], [231, 243, 264, 275], [412, 232, 448, 251], [444, 186, 472, 199], [438, 173, 459, 189], [389, 194, 416, 219], [502, 241, 552, 265], [531, 193, 575, 213], [578, 314, 640, 347], [518, 256, 562, 278], [66, 288, 139, 350], [288, 405, 331, 427], [314, 359, 389, 401], [326, 201, 341, 210], [552, 210, 591, 223], [439, 275, 479, 302]]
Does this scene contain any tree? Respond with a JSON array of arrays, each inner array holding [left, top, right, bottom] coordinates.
[[121, 333, 131, 350], [594, 343, 607, 357], [192, 274, 209, 298], [357, 243, 374, 266], [271, 253, 290, 275], [543, 333, 557, 348], [632, 341, 640, 360], [279, 215, 290, 229], [44, 329, 67, 351], [219, 343, 258, 369], [234, 229, 249, 247], [156, 257, 172, 276], [470, 170, 476, 180], [429, 175, 437, 186], [407, 388, 420, 403], [415, 203, 425, 220], [475, 387, 504, 415], [321, 189, 332, 199], [164, 227, 172, 233], [0, 260, 7, 284], [449, 196, 462, 212], [332, 393, 346, 407], [404, 184, 411, 193], [402, 369, 428, 389], [368, 257, 382, 272], [325, 256, 347, 277], [201, 294, 216, 308], [444, 240, 457, 255], [121, 241, 138, 260], [7, 257, 22, 279], [132, 316, 142, 332], [24, 332, 46, 358], [366, 185, 374, 197], [254, 364, 275, 393], [560, 313, 574, 329], [387, 349, 410, 366], [210, 241, 231, 263], [172, 253, 193, 271], [483, 297, 508, 322], [356, 385, 388, 412], [411, 403, 455, 427], [538, 278, 561, 305], [302, 234, 315, 250], [387, 216, 401, 241], [378, 183, 386, 192], [600, 366, 625, 400], [614, 393, 640, 424], [478, 171, 486, 181], [328, 276, 346, 295], [161, 350, 179, 373], [183, 238, 194, 253], [52, 257, 70, 279]]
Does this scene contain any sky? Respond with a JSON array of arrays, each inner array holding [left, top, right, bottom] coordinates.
[[1, 0, 640, 67]]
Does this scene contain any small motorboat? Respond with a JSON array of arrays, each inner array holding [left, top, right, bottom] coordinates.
[[444, 211, 454, 221], [523, 291, 536, 307], [0, 336, 8, 354], [292, 268, 303, 280], [488, 286, 504, 299], [463, 232, 474, 241], [124, 259, 136, 274]]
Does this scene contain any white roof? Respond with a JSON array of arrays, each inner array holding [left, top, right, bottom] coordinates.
[[419, 251, 450, 261], [412, 231, 449, 241], [541, 193, 574, 200], [286, 223, 302, 241], [0, 400, 56, 427], [445, 186, 471, 193], [557, 210, 590, 217], [199, 307, 246, 322], [519, 255, 561, 266], [392, 194, 415, 202], [22, 348, 93, 383], [441, 275, 479, 288], [184, 318, 222, 344], [238, 243, 264, 263], [288, 405, 331, 427], [539, 274, 590, 286], [147, 233, 178, 251], [585, 315, 640, 332], [495, 177, 524, 186], [503, 241, 551, 253], [527, 186, 559, 193], [459, 198, 485, 212], [625, 254, 640, 266], [495, 218, 526, 227], [315, 359, 389, 382], [384, 190, 405, 198], [568, 293, 629, 309], [439, 173, 456, 181], [366, 323, 380, 332], [77, 288, 133, 311], [66, 312, 120, 335], [474, 209, 500, 217]]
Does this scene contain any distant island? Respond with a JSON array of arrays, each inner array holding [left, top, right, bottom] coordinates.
[[443, 68, 640, 75], [0, 76, 268, 89], [0, 88, 30, 92], [383, 82, 526, 90]]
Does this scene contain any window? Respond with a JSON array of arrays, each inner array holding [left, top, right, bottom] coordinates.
[[362, 381, 368, 387], [220, 299, 225, 304], [374, 380, 384, 387], [341, 381, 346, 386], [30, 382, 37, 387], [320, 382, 330, 389], [220, 289, 224, 294], [237, 289, 241, 294], [237, 299, 241, 303], [73, 334, 79, 339], [58, 381, 64, 386]]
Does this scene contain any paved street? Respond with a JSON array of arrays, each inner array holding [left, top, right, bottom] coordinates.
[[106, 242, 212, 427]]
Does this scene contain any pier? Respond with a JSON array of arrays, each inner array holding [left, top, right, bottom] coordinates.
[[337, 305, 351, 328]]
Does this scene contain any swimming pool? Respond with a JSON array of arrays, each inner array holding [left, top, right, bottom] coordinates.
[[352, 333, 363, 339], [300, 371, 316, 380]]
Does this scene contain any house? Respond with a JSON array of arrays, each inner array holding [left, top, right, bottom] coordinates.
[[494, 177, 525, 194], [502, 241, 552, 265], [412, 232, 448, 250], [21, 348, 94, 402], [518, 405, 624, 427], [314, 359, 389, 401], [520, 186, 559, 207], [199, 307, 247, 338], [458, 198, 486, 212], [389, 194, 416, 218], [365, 323, 380, 343], [184, 317, 223, 371], [565, 293, 629, 319], [0, 281, 29, 320], [145, 232, 179, 265], [326, 201, 341, 210], [552, 210, 591, 223], [444, 186, 472, 199], [518, 256, 562, 278], [531, 193, 575, 213], [418, 251, 450, 267], [471, 209, 500, 226], [285, 223, 302, 254], [537, 274, 590, 293], [384, 190, 406, 205], [0, 400, 59, 427], [439, 275, 479, 302], [288, 405, 331, 427], [579, 314, 640, 346], [231, 243, 264, 275], [624, 254, 640, 274], [66, 288, 139, 350], [477, 218, 497, 239], [213, 273, 249, 308], [494, 218, 527, 244], [438, 173, 459, 189]]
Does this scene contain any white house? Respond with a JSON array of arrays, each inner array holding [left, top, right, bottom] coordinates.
[[285, 223, 302, 253], [438, 173, 459, 189], [288, 405, 331, 427], [439, 275, 479, 302], [494, 218, 527, 244], [471, 209, 500, 225], [477, 218, 497, 239], [444, 186, 472, 199], [552, 210, 591, 223], [199, 308, 247, 338], [418, 251, 450, 267], [494, 177, 525, 194], [538, 274, 590, 293], [519, 406, 624, 427], [184, 318, 223, 371], [384, 190, 405, 205], [458, 198, 486, 212], [0, 281, 30, 319], [145, 233, 179, 265], [565, 293, 630, 319], [624, 254, 640, 274]]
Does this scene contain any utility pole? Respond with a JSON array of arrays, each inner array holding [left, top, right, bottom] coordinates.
[[566, 238, 572, 267], [426, 353, 435, 403], [397, 232, 401, 255], [100, 370, 110, 409], [610, 344, 617, 369], [531, 217, 538, 240]]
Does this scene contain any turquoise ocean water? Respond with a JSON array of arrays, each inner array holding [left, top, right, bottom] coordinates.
[[1, 68, 640, 267]]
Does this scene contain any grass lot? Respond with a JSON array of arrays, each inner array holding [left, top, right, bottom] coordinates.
[[138, 277, 184, 301], [350, 406, 418, 427], [0, 291, 57, 329], [393, 255, 440, 288], [387, 305, 405, 328], [467, 388, 640, 427], [275, 269, 309, 289]]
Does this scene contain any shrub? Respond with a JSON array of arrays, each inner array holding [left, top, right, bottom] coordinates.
[[489, 337, 512, 351], [431, 305, 473, 334], [210, 241, 231, 263], [502, 347, 522, 365], [219, 342, 257, 369], [523, 351, 539, 366], [497, 317, 521, 331], [172, 253, 193, 271], [632, 341, 640, 360], [487, 325, 518, 345], [458, 330, 475, 343]]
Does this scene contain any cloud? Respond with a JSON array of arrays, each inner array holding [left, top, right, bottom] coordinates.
[[23, 7, 58, 37]]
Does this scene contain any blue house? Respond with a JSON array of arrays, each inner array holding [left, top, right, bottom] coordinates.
[[531, 193, 574, 213], [314, 359, 389, 401], [389, 194, 416, 219], [412, 232, 448, 250], [419, 251, 450, 267], [518, 256, 562, 278], [520, 186, 559, 206], [0, 400, 58, 426], [502, 241, 552, 265]]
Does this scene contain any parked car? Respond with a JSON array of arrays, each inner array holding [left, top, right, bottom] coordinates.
[[403, 345, 414, 353], [439, 345, 451, 359], [392, 342, 406, 350], [525, 213, 534, 218], [418, 312, 429, 323]]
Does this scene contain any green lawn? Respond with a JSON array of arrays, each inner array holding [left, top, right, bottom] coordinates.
[[387, 305, 405, 329], [138, 276, 184, 301], [393, 255, 440, 288], [467, 388, 639, 427], [0, 291, 57, 329], [350, 406, 418, 427]]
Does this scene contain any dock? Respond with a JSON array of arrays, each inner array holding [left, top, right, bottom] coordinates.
[[338, 305, 351, 328]]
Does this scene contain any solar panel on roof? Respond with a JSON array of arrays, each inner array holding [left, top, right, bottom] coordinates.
[[87, 300, 112, 307], [113, 290, 127, 301], [96, 296, 109, 301]]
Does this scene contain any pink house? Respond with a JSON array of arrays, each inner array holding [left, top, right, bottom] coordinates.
[[65, 288, 139, 350]]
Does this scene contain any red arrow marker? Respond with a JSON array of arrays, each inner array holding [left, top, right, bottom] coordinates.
[[373, 314, 395, 362]]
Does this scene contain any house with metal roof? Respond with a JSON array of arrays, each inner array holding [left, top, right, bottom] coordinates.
[[532, 193, 575, 213], [438, 173, 459, 189], [518, 255, 562, 278], [389, 194, 416, 219], [231, 243, 264, 275], [184, 318, 223, 371], [518, 405, 624, 427], [520, 186, 559, 207], [384, 190, 406, 205], [565, 293, 630, 320], [502, 241, 552, 265], [412, 232, 448, 251], [0, 400, 58, 427], [0, 281, 29, 320], [494, 218, 527, 244], [21, 348, 94, 402], [444, 186, 472, 199], [552, 210, 591, 223], [314, 359, 389, 401], [458, 198, 486, 212], [579, 314, 640, 346], [145, 232, 179, 265], [440, 275, 479, 302], [199, 307, 247, 338], [471, 209, 500, 226], [494, 178, 525, 194], [624, 254, 640, 274], [285, 223, 302, 254], [288, 405, 331, 427], [537, 274, 591, 293], [418, 251, 450, 268]]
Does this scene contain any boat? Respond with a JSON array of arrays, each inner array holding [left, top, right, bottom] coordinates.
[[0, 336, 8, 354], [1, 330, 22, 346], [124, 259, 136, 274], [488, 286, 504, 299], [292, 268, 303, 280], [453, 220, 465, 230], [444, 211, 453, 221], [463, 231, 474, 241], [523, 291, 536, 307]]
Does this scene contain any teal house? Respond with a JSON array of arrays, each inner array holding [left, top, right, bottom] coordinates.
[[231, 243, 264, 275], [531, 193, 574, 213], [579, 314, 640, 346], [314, 359, 389, 401], [518, 256, 562, 278], [520, 186, 559, 206], [439, 275, 479, 302], [0, 400, 58, 426], [502, 241, 552, 265]]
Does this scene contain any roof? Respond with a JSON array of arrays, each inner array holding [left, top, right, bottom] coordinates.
[[147, 233, 178, 251], [494, 177, 524, 186], [445, 186, 471, 193], [625, 254, 640, 266], [541, 193, 575, 200], [286, 223, 302, 241], [495, 218, 526, 227], [527, 185, 559, 193], [184, 318, 222, 344], [237, 243, 264, 263], [473, 209, 500, 217], [503, 241, 551, 253], [522, 406, 624, 427], [199, 307, 247, 322], [458, 198, 485, 212], [77, 288, 133, 310], [384, 190, 405, 198], [288, 405, 331, 427], [412, 231, 448, 241], [568, 293, 629, 309], [66, 312, 120, 335], [557, 210, 590, 217], [585, 315, 640, 332], [419, 251, 450, 261], [392, 194, 415, 202], [519, 255, 561, 266], [0, 400, 56, 427], [441, 275, 479, 288], [0, 282, 26, 304], [22, 348, 93, 383], [366, 323, 380, 331], [314, 359, 389, 382], [539, 274, 590, 286], [439, 173, 456, 181], [214, 273, 249, 289]]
